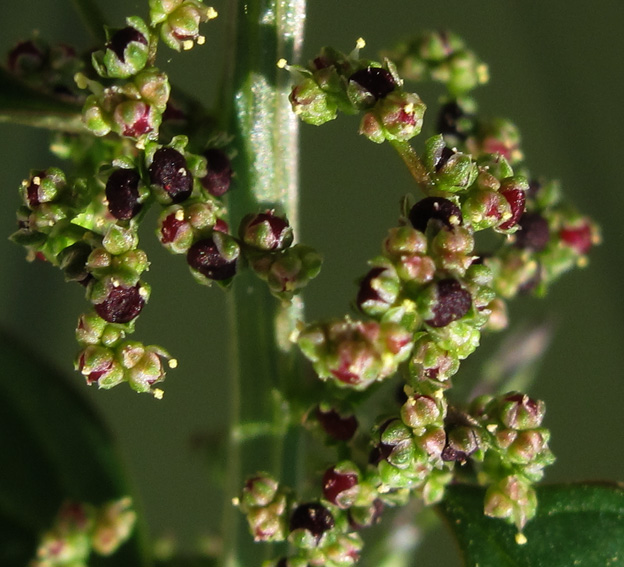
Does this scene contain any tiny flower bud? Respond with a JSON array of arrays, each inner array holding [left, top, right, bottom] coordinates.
[[21, 168, 66, 208], [514, 212, 550, 251], [360, 91, 426, 143], [348, 66, 397, 106], [94, 17, 150, 79], [102, 224, 139, 255], [424, 135, 477, 192], [498, 177, 528, 230], [356, 265, 400, 317], [149, 147, 193, 204], [401, 394, 442, 431], [497, 393, 545, 430], [113, 100, 159, 139], [240, 211, 293, 251], [160, 2, 216, 51], [441, 425, 480, 463], [289, 78, 338, 126], [425, 279, 472, 328], [409, 196, 462, 233], [314, 405, 358, 441], [484, 476, 537, 531], [94, 282, 146, 323], [383, 226, 427, 257], [289, 503, 334, 547], [158, 208, 193, 253], [559, 220, 596, 255], [200, 148, 233, 196], [322, 463, 359, 508], [243, 475, 280, 508], [187, 235, 239, 281]]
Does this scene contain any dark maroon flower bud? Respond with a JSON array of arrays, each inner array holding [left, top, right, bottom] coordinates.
[[7, 40, 45, 74], [426, 278, 472, 328], [105, 168, 142, 220], [315, 406, 358, 441], [149, 147, 193, 203], [560, 222, 594, 254], [187, 237, 237, 280], [349, 67, 396, 100], [200, 148, 233, 197], [441, 426, 480, 463], [322, 467, 358, 507], [499, 186, 526, 230], [409, 196, 463, 233], [94, 282, 145, 323], [290, 503, 334, 544], [514, 212, 550, 251], [108, 26, 148, 63], [160, 211, 187, 244], [436, 100, 473, 140], [25, 171, 45, 207]]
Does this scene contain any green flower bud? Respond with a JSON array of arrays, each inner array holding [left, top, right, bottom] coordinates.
[[401, 394, 444, 433], [92, 17, 150, 79], [242, 474, 280, 509], [265, 245, 322, 299], [158, 207, 194, 253], [462, 188, 511, 231], [159, 1, 218, 52], [240, 211, 294, 251], [360, 91, 426, 143], [83, 94, 114, 136], [76, 312, 108, 346], [497, 392, 545, 430], [484, 475, 537, 531], [21, 167, 66, 208], [76, 345, 124, 388], [427, 319, 480, 360], [118, 342, 172, 393], [289, 77, 339, 126], [431, 49, 489, 96], [356, 262, 400, 317], [421, 467, 453, 506], [113, 99, 160, 139], [102, 224, 139, 255], [424, 135, 477, 193], [469, 117, 523, 165], [324, 532, 363, 567], [132, 68, 171, 112], [383, 226, 428, 257], [149, 0, 184, 23], [409, 336, 460, 389]]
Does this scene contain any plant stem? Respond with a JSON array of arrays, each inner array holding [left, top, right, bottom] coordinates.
[[389, 139, 433, 194], [219, 1, 306, 566]]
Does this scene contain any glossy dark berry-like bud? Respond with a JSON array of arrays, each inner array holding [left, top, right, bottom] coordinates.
[[426, 279, 472, 328], [187, 236, 238, 281], [322, 464, 359, 508], [94, 282, 146, 324], [108, 26, 148, 63], [289, 503, 334, 545], [315, 406, 358, 441], [93, 17, 150, 79], [514, 212, 550, 251], [149, 147, 193, 203], [200, 148, 233, 197], [105, 168, 142, 220], [349, 67, 396, 101], [409, 196, 462, 233]]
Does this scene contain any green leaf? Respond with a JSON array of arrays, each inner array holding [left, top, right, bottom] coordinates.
[[439, 483, 624, 567], [0, 68, 84, 132], [0, 328, 146, 567]]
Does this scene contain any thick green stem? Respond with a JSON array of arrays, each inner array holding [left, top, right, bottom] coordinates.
[[220, 1, 306, 566]]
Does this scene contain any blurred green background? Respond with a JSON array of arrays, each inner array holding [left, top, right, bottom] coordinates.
[[1, 1, 623, 565]]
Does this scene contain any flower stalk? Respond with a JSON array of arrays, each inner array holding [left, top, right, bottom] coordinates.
[[219, 1, 306, 565]]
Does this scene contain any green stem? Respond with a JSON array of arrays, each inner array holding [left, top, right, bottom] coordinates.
[[389, 139, 433, 194], [219, 1, 306, 566]]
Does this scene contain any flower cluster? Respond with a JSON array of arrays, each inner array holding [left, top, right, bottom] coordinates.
[[30, 498, 136, 567], [286, 40, 426, 143], [235, 37, 600, 565]]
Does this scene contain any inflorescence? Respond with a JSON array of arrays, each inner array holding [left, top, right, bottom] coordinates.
[[7, 12, 598, 567]]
